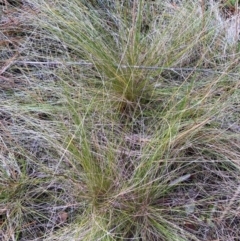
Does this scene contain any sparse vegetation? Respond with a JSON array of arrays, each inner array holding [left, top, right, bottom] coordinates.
[[0, 0, 240, 240]]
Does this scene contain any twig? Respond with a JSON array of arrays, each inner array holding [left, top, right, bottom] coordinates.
[[1, 60, 239, 76]]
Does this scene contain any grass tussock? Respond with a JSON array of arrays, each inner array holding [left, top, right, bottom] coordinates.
[[0, 0, 240, 240]]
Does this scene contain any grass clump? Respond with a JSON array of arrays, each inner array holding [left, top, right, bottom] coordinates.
[[0, 0, 240, 240], [36, 0, 230, 111]]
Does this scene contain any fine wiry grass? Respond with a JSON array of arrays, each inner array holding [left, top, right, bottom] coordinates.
[[0, 0, 240, 240]]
